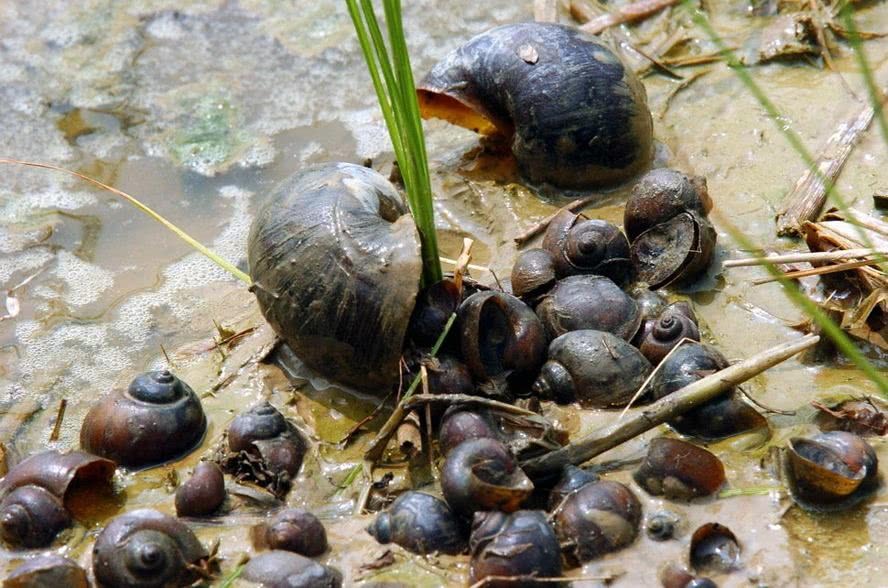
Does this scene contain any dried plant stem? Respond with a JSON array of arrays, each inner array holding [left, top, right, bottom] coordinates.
[[752, 258, 878, 285], [520, 334, 819, 478], [402, 394, 538, 416], [578, 0, 679, 35], [724, 248, 882, 267], [49, 399, 67, 442], [514, 194, 602, 246]]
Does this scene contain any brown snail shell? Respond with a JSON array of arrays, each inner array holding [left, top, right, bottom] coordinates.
[[438, 407, 501, 457], [441, 438, 533, 518], [553, 479, 642, 564], [689, 522, 741, 573], [92, 509, 209, 588], [814, 397, 888, 436], [418, 22, 653, 189], [80, 370, 206, 469], [248, 163, 422, 392], [241, 551, 342, 588], [533, 330, 652, 408], [228, 401, 308, 478], [547, 465, 599, 510], [636, 302, 700, 365], [469, 510, 562, 588], [4, 554, 89, 588], [510, 248, 557, 302], [254, 508, 328, 557], [633, 438, 726, 500], [408, 278, 462, 349], [175, 462, 225, 517], [660, 563, 717, 588], [624, 169, 713, 241], [0, 486, 71, 548], [542, 210, 632, 285], [367, 491, 466, 555], [536, 275, 641, 342], [0, 450, 116, 499]]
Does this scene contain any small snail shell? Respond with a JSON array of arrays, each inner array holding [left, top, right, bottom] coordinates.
[[441, 438, 533, 518], [547, 465, 599, 510], [542, 210, 632, 285], [469, 510, 562, 588], [240, 551, 342, 588], [254, 508, 328, 557], [418, 23, 653, 189], [92, 509, 208, 588], [5, 554, 88, 588], [228, 401, 308, 478], [367, 491, 466, 555], [636, 302, 700, 365], [535, 275, 641, 342], [510, 248, 557, 301], [624, 169, 712, 242], [175, 462, 225, 517], [0, 486, 70, 548], [689, 522, 741, 573], [80, 370, 206, 469], [633, 438, 726, 500], [249, 163, 421, 393], [438, 407, 501, 457], [553, 480, 641, 564], [660, 563, 717, 588], [533, 330, 652, 408], [646, 510, 683, 542]]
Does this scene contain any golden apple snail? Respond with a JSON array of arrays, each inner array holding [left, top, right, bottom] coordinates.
[[469, 510, 562, 588], [367, 491, 466, 555], [253, 508, 328, 557], [542, 210, 632, 285], [5, 554, 89, 588], [175, 462, 226, 518], [240, 551, 342, 588], [689, 522, 741, 573], [633, 438, 726, 500], [535, 275, 642, 341], [418, 22, 653, 189]]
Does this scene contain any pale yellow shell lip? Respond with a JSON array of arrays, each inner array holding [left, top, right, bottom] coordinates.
[[416, 88, 508, 137]]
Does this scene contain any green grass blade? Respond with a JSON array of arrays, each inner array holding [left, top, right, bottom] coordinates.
[[838, 6, 888, 149]]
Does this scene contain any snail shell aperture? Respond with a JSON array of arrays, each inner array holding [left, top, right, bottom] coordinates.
[[367, 491, 466, 555]]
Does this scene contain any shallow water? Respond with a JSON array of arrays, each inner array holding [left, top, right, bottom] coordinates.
[[1, 0, 888, 585]]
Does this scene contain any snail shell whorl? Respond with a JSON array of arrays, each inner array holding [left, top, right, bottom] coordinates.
[[0, 486, 71, 548]]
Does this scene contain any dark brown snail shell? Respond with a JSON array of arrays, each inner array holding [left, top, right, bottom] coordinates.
[[536, 275, 641, 342], [438, 407, 500, 457], [547, 465, 599, 510], [636, 302, 701, 365], [367, 491, 466, 555], [80, 370, 206, 469], [469, 510, 562, 588], [5, 554, 89, 588], [248, 163, 422, 392], [0, 486, 70, 548], [418, 22, 653, 189], [660, 564, 717, 588], [633, 438, 726, 500], [533, 330, 652, 408], [441, 438, 533, 518], [175, 462, 225, 517], [542, 210, 632, 285], [510, 248, 557, 301], [624, 169, 713, 242], [254, 508, 328, 557], [553, 479, 642, 564], [689, 522, 741, 573], [425, 356, 474, 397], [228, 402, 308, 478], [241, 551, 342, 588], [0, 450, 116, 499], [92, 509, 209, 588], [785, 431, 879, 511], [408, 279, 462, 348]]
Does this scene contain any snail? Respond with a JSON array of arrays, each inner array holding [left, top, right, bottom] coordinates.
[[367, 491, 466, 555], [438, 407, 501, 457], [633, 438, 726, 500], [510, 248, 557, 302], [784, 431, 879, 511], [227, 401, 308, 479], [408, 278, 463, 349], [536, 275, 642, 342], [0, 450, 115, 548], [469, 510, 562, 588], [240, 551, 342, 588], [660, 564, 717, 588], [175, 462, 225, 518], [624, 169, 716, 289], [542, 210, 632, 285], [441, 438, 533, 518], [5, 554, 88, 588], [814, 397, 888, 436], [92, 509, 210, 588], [646, 510, 683, 542], [248, 162, 422, 392], [418, 22, 653, 189], [689, 522, 741, 573], [552, 480, 641, 565], [424, 356, 475, 423], [254, 508, 328, 557], [533, 330, 652, 408], [635, 302, 700, 365], [547, 465, 599, 510], [80, 370, 206, 469]]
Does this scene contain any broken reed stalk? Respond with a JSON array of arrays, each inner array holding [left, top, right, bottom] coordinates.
[[533, 0, 558, 23], [724, 248, 882, 267], [520, 334, 819, 478], [752, 258, 878, 285], [576, 0, 679, 35], [402, 394, 538, 416]]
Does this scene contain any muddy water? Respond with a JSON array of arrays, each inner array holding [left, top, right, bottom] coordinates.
[[2, 0, 888, 586]]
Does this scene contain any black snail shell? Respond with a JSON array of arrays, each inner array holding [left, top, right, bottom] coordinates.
[[175, 462, 225, 517], [536, 275, 642, 342], [92, 509, 208, 588], [533, 330, 652, 408], [542, 210, 632, 285], [635, 302, 701, 365], [552, 479, 642, 564], [254, 508, 328, 557], [418, 22, 653, 189], [624, 169, 712, 242], [367, 491, 466, 555], [248, 163, 422, 393], [5, 554, 89, 588], [408, 278, 462, 349], [441, 438, 534, 518], [228, 401, 308, 478], [510, 248, 557, 301], [241, 551, 342, 588], [689, 522, 741, 573], [633, 438, 726, 500], [547, 465, 599, 510], [469, 510, 562, 588], [80, 370, 206, 469]]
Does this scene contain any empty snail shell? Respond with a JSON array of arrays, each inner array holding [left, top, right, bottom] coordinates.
[[646, 510, 683, 542], [553, 479, 642, 564], [254, 509, 327, 557], [0, 486, 70, 548], [228, 401, 308, 478], [624, 169, 712, 242], [536, 275, 642, 342], [469, 510, 562, 588], [439, 407, 501, 457], [636, 302, 701, 365], [175, 462, 225, 517], [418, 22, 653, 189], [5, 554, 89, 588], [367, 491, 466, 555], [660, 563, 717, 588], [533, 330, 652, 407], [241, 551, 342, 588], [633, 438, 726, 500], [441, 438, 533, 518], [689, 522, 741, 573], [814, 398, 888, 436], [510, 248, 557, 302], [80, 370, 206, 469], [92, 509, 209, 588], [542, 210, 632, 285], [248, 163, 422, 392], [547, 465, 599, 510]]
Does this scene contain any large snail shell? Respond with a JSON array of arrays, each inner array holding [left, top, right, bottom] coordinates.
[[633, 438, 726, 500], [92, 509, 208, 588], [542, 210, 632, 285], [418, 23, 653, 189], [228, 401, 308, 478], [469, 510, 561, 588], [248, 163, 422, 392], [5, 554, 88, 588], [80, 370, 206, 469], [241, 551, 342, 588], [367, 491, 466, 555], [0, 486, 70, 548], [536, 275, 641, 342], [256, 508, 328, 557], [175, 462, 225, 517]]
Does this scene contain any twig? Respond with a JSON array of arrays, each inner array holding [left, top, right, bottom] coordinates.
[[515, 195, 601, 246], [402, 394, 538, 416], [534, 0, 558, 22], [617, 338, 696, 421], [49, 399, 67, 442], [718, 486, 779, 499], [724, 247, 881, 267], [751, 258, 877, 285], [469, 574, 618, 588], [439, 256, 490, 273], [520, 334, 819, 478], [578, 0, 679, 35]]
